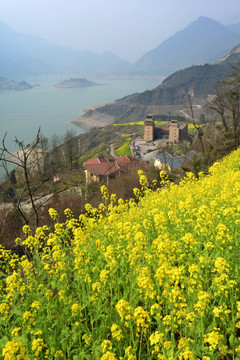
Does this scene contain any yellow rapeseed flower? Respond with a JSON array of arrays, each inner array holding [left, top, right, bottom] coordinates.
[[48, 208, 58, 220], [111, 324, 123, 341]]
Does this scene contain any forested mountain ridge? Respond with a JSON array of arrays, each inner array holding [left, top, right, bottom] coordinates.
[[130, 58, 238, 106]]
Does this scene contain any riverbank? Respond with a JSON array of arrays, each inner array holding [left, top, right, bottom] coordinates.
[[72, 102, 116, 129]]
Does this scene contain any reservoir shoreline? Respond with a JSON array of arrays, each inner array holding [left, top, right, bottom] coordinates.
[[72, 102, 116, 129]]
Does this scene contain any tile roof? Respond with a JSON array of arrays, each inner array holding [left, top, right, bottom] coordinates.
[[154, 152, 185, 170], [85, 156, 145, 177], [85, 163, 119, 176], [85, 157, 109, 165], [117, 160, 142, 172], [117, 155, 138, 163]]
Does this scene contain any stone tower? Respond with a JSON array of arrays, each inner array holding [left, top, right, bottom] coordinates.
[[144, 114, 155, 142], [169, 120, 179, 143]]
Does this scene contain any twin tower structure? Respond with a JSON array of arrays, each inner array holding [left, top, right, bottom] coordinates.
[[144, 114, 188, 143]]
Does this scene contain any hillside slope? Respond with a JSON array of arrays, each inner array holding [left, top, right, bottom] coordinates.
[[74, 50, 240, 127], [1, 148, 240, 358]]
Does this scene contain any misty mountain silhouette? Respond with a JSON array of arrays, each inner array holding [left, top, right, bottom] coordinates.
[[131, 16, 240, 76], [0, 21, 130, 74]]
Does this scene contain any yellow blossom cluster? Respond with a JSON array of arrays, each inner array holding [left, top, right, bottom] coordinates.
[[1, 148, 240, 358]]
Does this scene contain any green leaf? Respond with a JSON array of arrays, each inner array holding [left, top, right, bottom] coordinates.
[[229, 333, 238, 348], [60, 339, 67, 352], [0, 336, 9, 349]]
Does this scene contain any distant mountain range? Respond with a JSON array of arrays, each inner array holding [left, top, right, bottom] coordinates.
[[0, 21, 130, 74], [131, 16, 240, 76], [0, 16, 240, 76]]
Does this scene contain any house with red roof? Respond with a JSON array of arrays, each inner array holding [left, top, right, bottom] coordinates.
[[84, 155, 146, 184]]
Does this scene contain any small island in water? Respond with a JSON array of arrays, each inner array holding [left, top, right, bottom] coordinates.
[[55, 78, 99, 88], [0, 77, 34, 91]]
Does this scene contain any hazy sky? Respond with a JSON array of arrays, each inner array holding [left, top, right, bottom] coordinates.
[[1, 0, 240, 62]]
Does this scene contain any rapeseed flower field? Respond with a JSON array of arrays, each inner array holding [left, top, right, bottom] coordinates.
[[1, 148, 240, 359]]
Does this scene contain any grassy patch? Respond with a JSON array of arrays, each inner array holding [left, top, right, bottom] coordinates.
[[115, 138, 132, 156]]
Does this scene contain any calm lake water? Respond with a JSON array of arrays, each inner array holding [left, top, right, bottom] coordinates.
[[0, 73, 161, 150]]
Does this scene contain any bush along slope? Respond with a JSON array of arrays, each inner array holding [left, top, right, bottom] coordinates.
[[1, 148, 240, 359]]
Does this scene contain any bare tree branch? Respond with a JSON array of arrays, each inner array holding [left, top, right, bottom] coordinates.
[[0, 127, 42, 227], [186, 94, 205, 155]]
